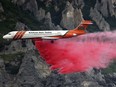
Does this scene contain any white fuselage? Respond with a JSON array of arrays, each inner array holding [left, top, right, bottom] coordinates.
[[23, 31, 68, 38], [3, 30, 69, 40]]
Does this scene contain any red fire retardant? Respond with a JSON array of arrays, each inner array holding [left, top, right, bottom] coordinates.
[[35, 31, 116, 74]]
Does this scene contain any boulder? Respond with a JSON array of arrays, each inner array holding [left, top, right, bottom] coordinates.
[[60, 1, 83, 30]]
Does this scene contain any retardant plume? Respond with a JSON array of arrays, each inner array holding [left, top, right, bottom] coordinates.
[[35, 31, 116, 74]]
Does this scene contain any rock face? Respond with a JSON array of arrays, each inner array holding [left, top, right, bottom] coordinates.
[[0, 3, 5, 21], [12, 0, 38, 15], [15, 22, 29, 30], [95, 0, 115, 17], [44, 12, 59, 30], [44, 12, 55, 30], [90, 8, 110, 31], [24, 0, 38, 15], [11, 0, 26, 5], [60, 1, 83, 29], [112, 0, 116, 3], [0, 3, 4, 13], [15, 50, 50, 87], [11, 0, 62, 30], [11, 0, 116, 30], [112, 0, 116, 17], [72, 0, 84, 8], [35, 8, 45, 21], [39, 12, 62, 30], [1, 49, 116, 87], [0, 58, 15, 87]]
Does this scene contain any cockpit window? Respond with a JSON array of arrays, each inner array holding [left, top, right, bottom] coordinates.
[[8, 33, 11, 35]]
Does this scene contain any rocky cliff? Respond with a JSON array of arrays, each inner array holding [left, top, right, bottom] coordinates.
[[0, 0, 116, 87]]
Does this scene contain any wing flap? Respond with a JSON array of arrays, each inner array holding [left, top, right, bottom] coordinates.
[[42, 36, 60, 40]]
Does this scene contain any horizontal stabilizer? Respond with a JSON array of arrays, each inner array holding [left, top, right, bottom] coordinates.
[[74, 20, 93, 30]]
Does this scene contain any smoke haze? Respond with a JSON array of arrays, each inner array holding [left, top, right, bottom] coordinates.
[[35, 31, 116, 74]]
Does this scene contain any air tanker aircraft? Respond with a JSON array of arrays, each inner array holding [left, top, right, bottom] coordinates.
[[3, 20, 92, 41]]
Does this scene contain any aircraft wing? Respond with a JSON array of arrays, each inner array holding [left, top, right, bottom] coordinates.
[[41, 36, 60, 40]]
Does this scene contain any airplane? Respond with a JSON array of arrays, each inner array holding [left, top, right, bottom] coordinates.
[[3, 20, 92, 43]]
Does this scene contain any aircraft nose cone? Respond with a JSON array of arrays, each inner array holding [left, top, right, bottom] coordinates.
[[3, 35, 12, 39], [3, 35, 8, 39], [3, 35, 6, 39]]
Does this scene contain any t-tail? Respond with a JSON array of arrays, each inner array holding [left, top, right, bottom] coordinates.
[[75, 20, 93, 30]]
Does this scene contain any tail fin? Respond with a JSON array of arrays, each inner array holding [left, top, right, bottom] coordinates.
[[75, 20, 93, 30]]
